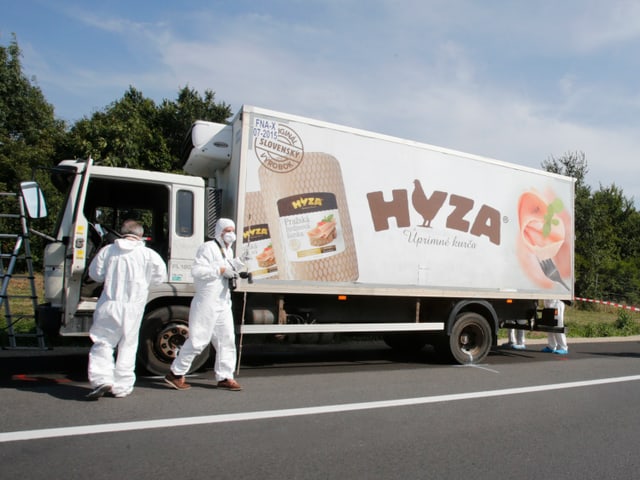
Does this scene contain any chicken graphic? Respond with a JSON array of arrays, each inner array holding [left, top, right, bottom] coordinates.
[[412, 179, 447, 228]]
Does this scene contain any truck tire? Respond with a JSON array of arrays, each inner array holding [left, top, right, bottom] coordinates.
[[137, 305, 211, 376], [444, 312, 493, 364], [284, 313, 334, 344], [383, 333, 428, 352]]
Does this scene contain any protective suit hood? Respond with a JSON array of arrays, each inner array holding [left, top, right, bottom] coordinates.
[[214, 218, 235, 243], [113, 237, 144, 252]]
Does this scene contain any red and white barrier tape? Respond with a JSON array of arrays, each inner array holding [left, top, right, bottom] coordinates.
[[574, 297, 640, 312]]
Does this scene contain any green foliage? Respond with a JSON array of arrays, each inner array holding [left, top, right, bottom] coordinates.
[[566, 312, 640, 338], [59, 85, 231, 172], [157, 86, 232, 171], [0, 36, 67, 265], [542, 151, 640, 306], [0, 35, 66, 190], [571, 321, 617, 338], [61, 86, 170, 170], [614, 309, 640, 335], [542, 151, 589, 190]]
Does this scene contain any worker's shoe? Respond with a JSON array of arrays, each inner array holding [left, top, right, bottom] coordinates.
[[86, 384, 112, 400], [511, 344, 526, 350], [216, 378, 242, 391], [164, 371, 191, 390], [553, 348, 569, 355], [541, 346, 555, 353], [112, 388, 133, 398]]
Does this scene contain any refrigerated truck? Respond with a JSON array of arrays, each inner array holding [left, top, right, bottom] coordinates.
[[33, 105, 574, 374]]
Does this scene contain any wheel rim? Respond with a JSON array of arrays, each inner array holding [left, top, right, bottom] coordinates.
[[452, 315, 492, 364], [155, 322, 189, 361], [457, 324, 483, 354]]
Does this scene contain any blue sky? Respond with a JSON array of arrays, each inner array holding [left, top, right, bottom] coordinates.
[[3, 0, 640, 203]]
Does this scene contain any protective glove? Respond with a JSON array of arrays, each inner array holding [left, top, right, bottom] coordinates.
[[222, 267, 238, 279], [231, 257, 246, 271], [239, 249, 251, 263]]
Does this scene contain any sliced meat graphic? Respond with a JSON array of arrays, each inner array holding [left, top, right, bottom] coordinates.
[[307, 220, 337, 246]]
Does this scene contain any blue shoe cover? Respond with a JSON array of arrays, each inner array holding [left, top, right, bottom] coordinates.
[[553, 348, 568, 355], [541, 346, 554, 353]]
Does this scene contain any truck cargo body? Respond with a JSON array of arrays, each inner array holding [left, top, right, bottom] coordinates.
[[182, 105, 575, 364], [187, 106, 573, 298], [35, 105, 574, 373]]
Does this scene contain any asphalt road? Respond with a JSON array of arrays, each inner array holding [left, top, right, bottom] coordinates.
[[1, 338, 640, 480]]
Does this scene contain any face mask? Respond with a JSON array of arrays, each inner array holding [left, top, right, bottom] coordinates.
[[223, 232, 236, 244]]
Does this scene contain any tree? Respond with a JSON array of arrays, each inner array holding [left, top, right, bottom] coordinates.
[[157, 86, 232, 171], [60, 85, 231, 172], [542, 151, 589, 191], [0, 35, 65, 190], [543, 151, 640, 306], [589, 184, 640, 304], [0, 35, 67, 265], [60, 86, 172, 170]]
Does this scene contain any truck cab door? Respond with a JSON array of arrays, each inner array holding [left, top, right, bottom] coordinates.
[[61, 159, 95, 329]]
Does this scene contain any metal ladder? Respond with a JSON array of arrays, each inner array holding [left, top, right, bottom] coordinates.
[[1, 190, 47, 349]]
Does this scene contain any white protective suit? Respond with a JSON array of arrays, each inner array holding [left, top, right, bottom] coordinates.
[[543, 298, 568, 351], [171, 218, 244, 381], [507, 328, 526, 348], [88, 236, 167, 396]]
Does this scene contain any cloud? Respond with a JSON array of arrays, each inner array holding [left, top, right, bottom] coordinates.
[[9, 0, 639, 203], [108, 3, 640, 202], [570, 0, 640, 51]]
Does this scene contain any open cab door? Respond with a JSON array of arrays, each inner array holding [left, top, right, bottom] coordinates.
[[41, 158, 96, 335]]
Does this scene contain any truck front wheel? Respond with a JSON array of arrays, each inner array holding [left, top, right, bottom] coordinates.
[[444, 312, 493, 364], [137, 305, 211, 376]]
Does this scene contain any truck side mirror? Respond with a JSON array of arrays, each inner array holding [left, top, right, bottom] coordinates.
[[20, 181, 48, 218]]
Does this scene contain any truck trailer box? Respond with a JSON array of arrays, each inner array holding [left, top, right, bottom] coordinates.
[[185, 105, 574, 301]]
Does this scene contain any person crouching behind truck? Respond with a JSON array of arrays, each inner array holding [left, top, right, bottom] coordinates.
[[86, 220, 168, 400], [164, 218, 245, 391]]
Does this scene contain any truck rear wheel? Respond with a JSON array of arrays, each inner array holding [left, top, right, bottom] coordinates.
[[137, 305, 211, 376], [443, 312, 493, 364]]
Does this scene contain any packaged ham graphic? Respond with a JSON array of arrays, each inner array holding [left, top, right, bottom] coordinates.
[[243, 191, 279, 279], [258, 152, 359, 281]]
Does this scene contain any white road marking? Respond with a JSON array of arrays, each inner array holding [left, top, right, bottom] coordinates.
[[2, 374, 640, 443], [454, 364, 501, 373]]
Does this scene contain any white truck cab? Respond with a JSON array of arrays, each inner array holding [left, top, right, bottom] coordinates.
[[37, 158, 211, 373]]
